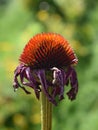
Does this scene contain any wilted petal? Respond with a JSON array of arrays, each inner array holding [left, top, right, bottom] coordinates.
[[64, 67, 72, 85], [37, 70, 57, 105], [13, 64, 31, 94], [67, 67, 78, 100], [13, 65, 22, 91], [52, 67, 65, 101], [24, 67, 40, 99]]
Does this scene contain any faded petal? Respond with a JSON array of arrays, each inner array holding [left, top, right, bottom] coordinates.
[[52, 67, 65, 100], [24, 67, 40, 99], [67, 67, 78, 100], [37, 70, 57, 105]]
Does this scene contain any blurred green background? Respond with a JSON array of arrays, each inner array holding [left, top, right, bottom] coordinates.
[[0, 0, 98, 130]]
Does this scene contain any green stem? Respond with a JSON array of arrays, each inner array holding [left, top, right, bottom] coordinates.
[[41, 89, 52, 130]]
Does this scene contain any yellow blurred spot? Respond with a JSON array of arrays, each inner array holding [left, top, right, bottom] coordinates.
[[0, 42, 14, 52], [13, 113, 27, 127], [30, 113, 40, 124], [37, 10, 49, 21]]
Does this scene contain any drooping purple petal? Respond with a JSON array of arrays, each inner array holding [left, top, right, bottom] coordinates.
[[52, 67, 65, 101], [64, 67, 73, 85], [67, 67, 78, 100], [13, 64, 23, 91], [13, 64, 31, 94], [19, 66, 36, 89], [25, 67, 40, 99], [13, 64, 40, 96], [37, 70, 57, 105], [59, 70, 66, 100], [13, 64, 78, 105]]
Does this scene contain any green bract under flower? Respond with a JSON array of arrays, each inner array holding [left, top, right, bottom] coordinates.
[[13, 33, 78, 105]]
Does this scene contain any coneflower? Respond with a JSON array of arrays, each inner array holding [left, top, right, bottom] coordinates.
[[13, 33, 78, 130]]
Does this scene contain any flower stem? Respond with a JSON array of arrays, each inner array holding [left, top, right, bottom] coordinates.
[[41, 89, 52, 130]]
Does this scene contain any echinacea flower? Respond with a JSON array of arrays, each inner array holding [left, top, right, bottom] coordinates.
[[13, 33, 78, 105]]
